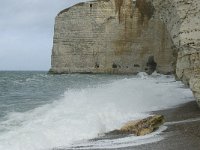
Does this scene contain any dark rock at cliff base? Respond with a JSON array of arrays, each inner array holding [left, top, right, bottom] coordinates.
[[106, 115, 165, 136]]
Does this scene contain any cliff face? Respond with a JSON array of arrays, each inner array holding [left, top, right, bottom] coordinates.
[[50, 0, 175, 74], [50, 0, 200, 106], [151, 0, 200, 106]]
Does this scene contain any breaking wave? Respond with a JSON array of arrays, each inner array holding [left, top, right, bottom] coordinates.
[[0, 73, 193, 150]]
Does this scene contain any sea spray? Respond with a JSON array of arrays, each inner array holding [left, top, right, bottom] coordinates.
[[0, 72, 194, 150]]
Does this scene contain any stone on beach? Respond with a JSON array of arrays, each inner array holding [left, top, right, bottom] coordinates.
[[107, 115, 165, 136]]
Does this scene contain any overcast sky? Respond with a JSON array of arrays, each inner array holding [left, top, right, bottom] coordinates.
[[0, 0, 88, 71]]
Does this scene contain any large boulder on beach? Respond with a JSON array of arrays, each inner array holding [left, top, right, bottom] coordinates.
[[107, 115, 165, 136]]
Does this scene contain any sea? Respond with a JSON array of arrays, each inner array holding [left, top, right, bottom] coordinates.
[[0, 71, 194, 150]]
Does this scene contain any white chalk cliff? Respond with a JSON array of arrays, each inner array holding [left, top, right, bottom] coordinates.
[[50, 0, 200, 106], [152, 0, 200, 106]]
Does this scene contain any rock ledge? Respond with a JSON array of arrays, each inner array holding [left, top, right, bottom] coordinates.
[[106, 115, 165, 136]]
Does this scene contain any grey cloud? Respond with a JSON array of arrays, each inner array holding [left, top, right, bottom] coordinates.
[[0, 0, 88, 70]]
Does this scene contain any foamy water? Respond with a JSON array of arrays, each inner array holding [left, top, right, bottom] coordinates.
[[0, 72, 194, 150]]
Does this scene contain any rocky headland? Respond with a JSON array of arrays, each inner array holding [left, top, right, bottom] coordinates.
[[50, 0, 200, 106]]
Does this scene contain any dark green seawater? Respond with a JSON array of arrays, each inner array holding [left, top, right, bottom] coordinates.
[[0, 71, 126, 120]]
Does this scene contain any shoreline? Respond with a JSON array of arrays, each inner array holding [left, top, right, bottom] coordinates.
[[117, 101, 200, 150], [58, 101, 200, 150]]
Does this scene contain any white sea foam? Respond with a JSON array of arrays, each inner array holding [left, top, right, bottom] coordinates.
[[0, 74, 194, 150], [65, 126, 167, 149]]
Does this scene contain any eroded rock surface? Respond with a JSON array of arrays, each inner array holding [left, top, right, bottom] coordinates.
[[50, 0, 200, 107], [152, 0, 200, 106], [106, 115, 165, 136], [50, 0, 175, 74]]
